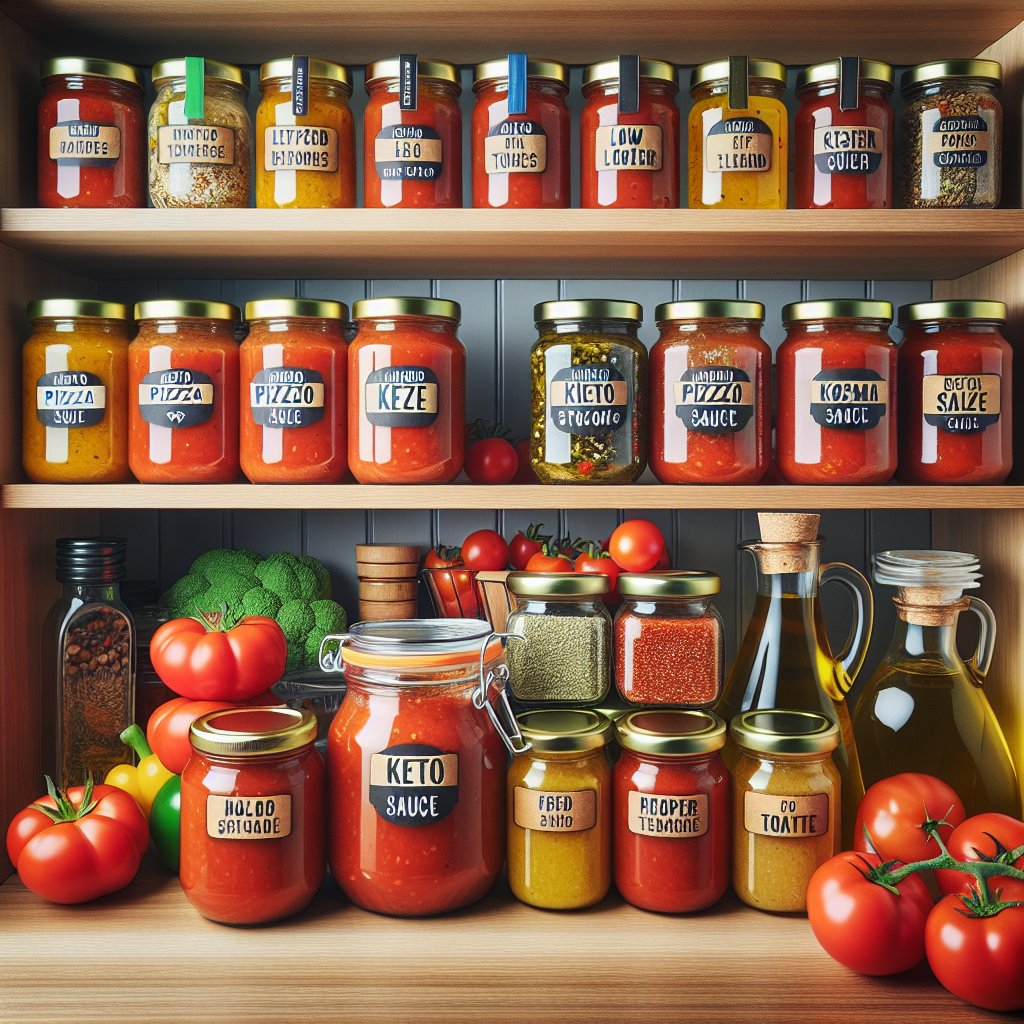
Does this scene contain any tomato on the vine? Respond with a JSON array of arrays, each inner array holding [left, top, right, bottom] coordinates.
[[575, 547, 621, 595], [525, 549, 573, 573], [935, 813, 1024, 901], [608, 519, 666, 573], [461, 529, 509, 572], [509, 524, 547, 571], [465, 437, 519, 485]]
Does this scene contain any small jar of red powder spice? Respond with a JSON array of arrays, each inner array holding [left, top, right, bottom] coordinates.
[[614, 709, 730, 913], [180, 707, 325, 925], [615, 571, 724, 707]]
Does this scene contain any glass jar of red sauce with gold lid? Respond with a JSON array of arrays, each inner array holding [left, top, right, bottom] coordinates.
[[472, 57, 569, 209], [650, 300, 770, 484], [581, 58, 679, 208], [180, 706, 325, 925], [364, 57, 462, 208], [776, 299, 897, 484], [897, 300, 1012, 484]]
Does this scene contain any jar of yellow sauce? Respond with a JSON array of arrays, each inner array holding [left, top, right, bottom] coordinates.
[[508, 709, 612, 910], [256, 57, 355, 208], [23, 298, 133, 482], [688, 57, 788, 209], [730, 709, 840, 913]]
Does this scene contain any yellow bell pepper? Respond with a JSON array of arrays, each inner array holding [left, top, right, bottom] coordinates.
[[104, 724, 175, 816]]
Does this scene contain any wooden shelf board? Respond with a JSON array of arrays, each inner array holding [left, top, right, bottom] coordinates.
[[0, 869, 996, 1024], [3, 208, 1023, 280], [2, 0, 1021, 65]]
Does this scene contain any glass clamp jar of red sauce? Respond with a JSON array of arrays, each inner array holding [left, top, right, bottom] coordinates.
[[795, 58, 894, 209], [241, 298, 348, 483], [180, 706, 325, 925], [129, 300, 241, 483], [897, 300, 1012, 484], [320, 619, 527, 917], [364, 58, 462, 208], [614, 709, 730, 913], [472, 58, 569, 209], [777, 299, 897, 484], [581, 58, 679, 208], [39, 57, 145, 208], [348, 296, 465, 484], [650, 300, 770, 484]]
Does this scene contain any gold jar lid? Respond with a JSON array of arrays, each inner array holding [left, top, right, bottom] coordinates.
[[42, 57, 142, 89], [152, 58, 246, 88], [782, 299, 893, 324], [691, 58, 786, 92], [259, 57, 351, 91], [135, 299, 240, 322], [582, 58, 677, 89], [474, 57, 567, 89], [902, 59, 1001, 92], [616, 709, 727, 756], [516, 709, 612, 753], [656, 300, 765, 323], [190, 706, 318, 756], [534, 299, 643, 324], [28, 298, 130, 321], [245, 298, 348, 321], [617, 570, 721, 598], [899, 300, 1007, 325], [352, 297, 461, 322], [730, 709, 839, 755], [797, 59, 894, 91], [507, 571, 610, 597], [365, 57, 461, 89]]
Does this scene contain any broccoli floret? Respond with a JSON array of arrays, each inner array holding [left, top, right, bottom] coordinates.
[[311, 599, 346, 635], [285, 646, 306, 674], [239, 586, 283, 620], [291, 561, 320, 601], [299, 555, 332, 600], [160, 571, 207, 612], [254, 553, 303, 601], [191, 548, 260, 579], [277, 599, 315, 644]]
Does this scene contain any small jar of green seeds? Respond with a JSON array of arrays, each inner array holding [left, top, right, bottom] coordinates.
[[506, 572, 612, 706], [530, 299, 648, 483]]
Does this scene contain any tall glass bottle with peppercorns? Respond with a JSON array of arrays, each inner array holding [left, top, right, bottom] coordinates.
[[44, 538, 136, 786]]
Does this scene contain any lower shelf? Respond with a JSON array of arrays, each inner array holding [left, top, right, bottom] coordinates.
[[0, 868, 995, 1023]]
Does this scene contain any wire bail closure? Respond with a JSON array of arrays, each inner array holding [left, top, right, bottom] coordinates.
[[474, 632, 530, 755], [318, 632, 350, 673]]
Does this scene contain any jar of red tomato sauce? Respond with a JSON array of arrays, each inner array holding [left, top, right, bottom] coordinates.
[[650, 300, 770, 484], [240, 298, 348, 484], [321, 619, 526, 916], [471, 57, 569, 209], [364, 57, 462, 208], [181, 707, 325, 925], [38, 57, 145, 208], [581, 58, 679, 208], [776, 299, 897, 484], [129, 300, 241, 483], [614, 709, 731, 913], [348, 297, 465, 484], [897, 300, 1012, 484]]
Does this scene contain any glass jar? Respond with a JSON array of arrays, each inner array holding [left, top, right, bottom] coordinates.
[[649, 300, 771, 484], [256, 57, 355, 209], [795, 58, 894, 209], [614, 710, 730, 913], [897, 300, 1012, 484], [776, 299, 897, 484], [348, 297, 465, 484], [321, 619, 524, 916], [364, 57, 462, 208], [472, 57, 569, 209], [180, 707, 325, 925], [531, 299, 648, 483], [508, 709, 612, 910], [731, 709, 841, 913], [23, 299, 132, 483], [615, 571, 724, 706], [128, 300, 241, 483], [581, 58, 679, 208], [240, 298, 348, 484], [506, 572, 612, 705], [688, 57, 788, 209], [44, 538, 135, 787], [38, 57, 145, 208], [148, 58, 251, 208], [900, 60, 1002, 209]]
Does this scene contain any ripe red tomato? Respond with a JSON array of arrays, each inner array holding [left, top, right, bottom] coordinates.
[[513, 439, 536, 483], [608, 519, 666, 572], [509, 524, 546, 571], [807, 851, 933, 975], [926, 896, 1024, 1011], [935, 813, 1024, 901], [147, 696, 236, 774], [423, 545, 463, 569], [461, 529, 509, 572], [854, 773, 966, 864], [465, 437, 518, 484], [525, 550, 574, 573], [575, 550, 621, 594]]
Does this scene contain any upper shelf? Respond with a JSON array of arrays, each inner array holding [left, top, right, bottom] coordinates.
[[3, 208, 1023, 281], [1, 0, 1021, 64]]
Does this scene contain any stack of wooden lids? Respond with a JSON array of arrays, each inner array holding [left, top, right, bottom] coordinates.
[[356, 544, 422, 621]]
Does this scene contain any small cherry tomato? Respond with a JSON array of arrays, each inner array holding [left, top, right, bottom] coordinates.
[[935, 813, 1024, 901], [575, 548, 621, 595], [525, 549, 573, 573], [509, 524, 546, 571], [466, 437, 519, 484], [608, 519, 666, 572], [461, 529, 509, 572]]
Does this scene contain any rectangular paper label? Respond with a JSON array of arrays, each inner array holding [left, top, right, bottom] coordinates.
[[922, 373, 1001, 434], [812, 125, 884, 174], [704, 117, 773, 173], [364, 381, 438, 416], [206, 794, 292, 839], [513, 787, 596, 832], [810, 378, 889, 405], [549, 379, 628, 407], [49, 123, 121, 163], [484, 122, 547, 174], [743, 792, 829, 837], [369, 752, 459, 787], [263, 126, 338, 172], [594, 124, 662, 171], [923, 115, 989, 168], [628, 791, 708, 837], [158, 124, 236, 165], [374, 135, 443, 165]]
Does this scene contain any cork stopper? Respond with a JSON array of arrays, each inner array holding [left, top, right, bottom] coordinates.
[[894, 586, 969, 626], [755, 512, 820, 573]]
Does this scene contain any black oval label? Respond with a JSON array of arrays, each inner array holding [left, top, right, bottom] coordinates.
[[550, 363, 628, 436], [368, 743, 459, 827], [374, 125, 443, 180], [674, 365, 754, 434], [809, 368, 888, 431], [139, 368, 215, 428], [250, 367, 325, 428], [364, 365, 439, 428], [36, 371, 106, 428]]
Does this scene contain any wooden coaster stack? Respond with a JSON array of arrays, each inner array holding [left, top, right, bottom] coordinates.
[[355, 544, 422, 621]]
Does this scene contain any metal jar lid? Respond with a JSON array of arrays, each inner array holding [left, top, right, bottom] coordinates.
[[617, 571, 721, 598], [797, 59, 894, 91], [245, 298, 348, 322], [28, 298, 130, 321], [901, 59, 1001, 93], [190, 706, 318, 757], [534, 299, 643, 325], [691, 58, 786, 92], [352, 297, 461, 323], [259, 57, 351, 91], [616, 709, 727, 756], [516, 709, 612, 753], [507, 571, 610, 597], [583, 58, 677, 89], [134, 299, 240, 322], [730, 709, 839, 756], [782, 299, 893, 324], [898, 300, 1007, 325], [474, 58, 567, 89], [365, 57, 461, 89], [152, 58, 247, 88], [655, 300, 765, 324], [55, 536, 127, 584], [42, 57, 142, 89]]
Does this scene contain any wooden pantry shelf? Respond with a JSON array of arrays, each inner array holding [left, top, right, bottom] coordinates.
[[0, 869, 996, 1024]]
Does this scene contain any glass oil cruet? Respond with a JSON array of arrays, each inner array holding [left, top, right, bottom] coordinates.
[[853, 550, 1020, 817], [716, 512, 872, 843]]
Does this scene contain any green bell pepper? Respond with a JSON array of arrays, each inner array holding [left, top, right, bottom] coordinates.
[[150, 775, 181, 872]]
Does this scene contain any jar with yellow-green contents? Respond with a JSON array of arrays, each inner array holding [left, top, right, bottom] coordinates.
[[508, 710, 612, 909]]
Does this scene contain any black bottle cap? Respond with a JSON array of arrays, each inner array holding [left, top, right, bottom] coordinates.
[[55, 537, 127, 584]]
